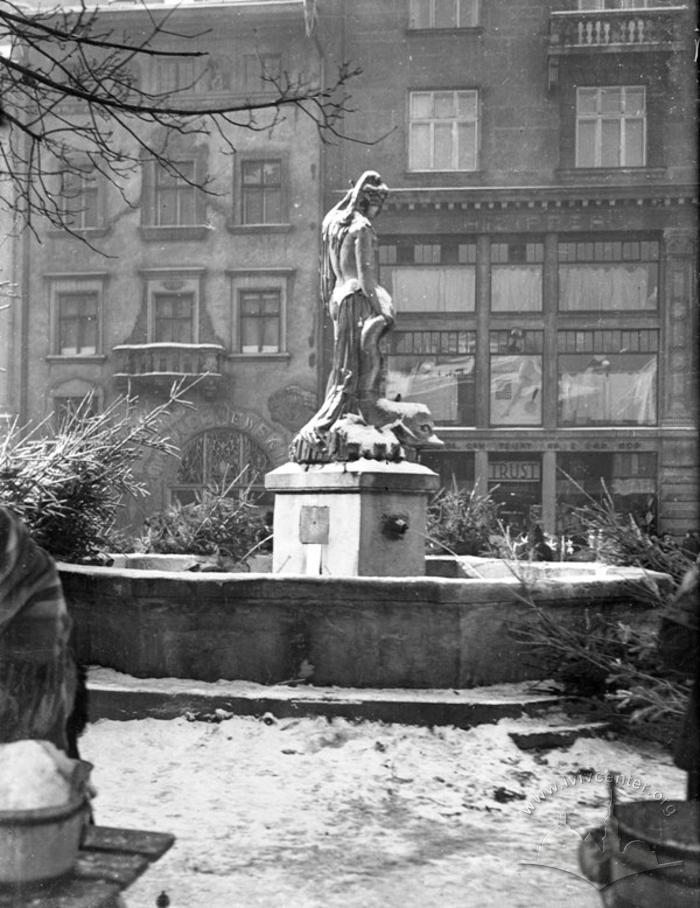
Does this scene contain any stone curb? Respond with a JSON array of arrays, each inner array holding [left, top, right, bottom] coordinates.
[[87, 678, 566, 729]]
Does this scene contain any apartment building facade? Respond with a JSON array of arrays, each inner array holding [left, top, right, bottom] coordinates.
[[3, 0, 334, 524], [324, 0, 698, 537], [1, 0, 697, 537]]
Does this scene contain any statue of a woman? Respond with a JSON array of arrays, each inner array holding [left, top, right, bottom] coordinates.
[[291, 171, 441, 463], [292, 171, 394, 461]]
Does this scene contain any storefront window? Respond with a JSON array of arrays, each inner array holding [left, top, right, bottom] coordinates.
[[379, 240, 476, 312], [385, 330, 475, 425], [558, 330, 658, 426], [558, 240, 658, 312], [489, 329, 543, 426], [490, 242, 543, 312], [556, 452, 657, 535]]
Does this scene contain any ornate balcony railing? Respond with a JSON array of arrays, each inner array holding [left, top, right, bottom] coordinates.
[[548, 7, 686, 52], [112, 343, 227, 397]]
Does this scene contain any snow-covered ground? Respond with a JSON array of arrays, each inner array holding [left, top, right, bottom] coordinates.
[[80, 710, 685, 908]]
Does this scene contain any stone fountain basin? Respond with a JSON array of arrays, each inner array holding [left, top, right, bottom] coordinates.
[[57, 557, 668, 689]]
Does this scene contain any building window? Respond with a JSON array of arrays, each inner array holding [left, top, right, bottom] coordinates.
[[57, 292, 99, 355], [385, 330, 476, 426], [239, 290, 281, 353], [153, 292, 195, 344], [556, 451, 657, 536], [228, 269, 292, 355], [576, 86, 646, 168], [409, 0, 480, 28], [490, 242, 544, 312], [173, 428, 272, 503], [379, 240, 476, 312], [241, 160, 282, 224], [153, 161, 197, 226], [60, 168, 99, 230], [143, 272, 202, 344], [489, 330, 543, 426], [243, 54, 282, 92], [154, 58, 196, 94], [558, 239, 658, 311], [558, 329, 657, 426], [409, 90, 478, 172], [577, 1, 673, 9]]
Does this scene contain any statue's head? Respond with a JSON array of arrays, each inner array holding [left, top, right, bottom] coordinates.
[[325, 171, 389, 231], [353, 171, 389, 216]]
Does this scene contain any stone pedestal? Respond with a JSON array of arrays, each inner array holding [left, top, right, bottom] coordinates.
[[264, 460, 440, 576]]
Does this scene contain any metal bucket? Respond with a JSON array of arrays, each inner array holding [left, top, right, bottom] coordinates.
[[0, 795, 90, 884], [579, 799, 700, 908]]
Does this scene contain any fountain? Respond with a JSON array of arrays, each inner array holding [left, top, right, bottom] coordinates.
[[57, 172, 671, 689]]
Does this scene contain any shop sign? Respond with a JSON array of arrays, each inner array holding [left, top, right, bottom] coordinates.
[[488, 461, 541, 482]]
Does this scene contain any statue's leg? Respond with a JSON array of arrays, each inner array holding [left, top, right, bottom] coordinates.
[[358, 313, 390, 417]]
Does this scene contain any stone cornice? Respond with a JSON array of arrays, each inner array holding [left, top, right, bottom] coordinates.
[[381, 184, 698, 213]]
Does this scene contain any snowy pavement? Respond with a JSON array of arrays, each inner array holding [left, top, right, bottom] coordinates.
[[80, 710, 685, 907]]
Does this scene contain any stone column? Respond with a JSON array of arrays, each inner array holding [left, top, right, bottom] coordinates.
[[661, 228, 697, 426]]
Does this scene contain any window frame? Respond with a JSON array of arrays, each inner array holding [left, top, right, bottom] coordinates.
[[239, 288, 282, 354], [556, 328, 658, 427], [171, 426, 273, 505], [577, 1, 670, 9], [490, 241, 545, 313], [242, 53, 283, 94], [488, 329, 544, 428], [153, 160, 198, 227], [384, 328, 477, 426], [575, 85, 647, 169], [142, 270, 204, 345], [153, 56, 198, 95], [408, 0, 481, 29], [231, 153, 290, 231], [557, 238, 659, 313], [408, 89, 480, 173], [379, 238, 477, 314], [46, 274, 107, 359], [59, 167, 102, 231], [141, 147, 208, 240], [227, 268, 294, 357]]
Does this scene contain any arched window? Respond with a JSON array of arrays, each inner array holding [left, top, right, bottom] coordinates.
[[171, 428, 272, 504]]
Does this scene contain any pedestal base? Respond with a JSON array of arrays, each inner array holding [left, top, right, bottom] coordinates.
[[264, 460, 440, 577]]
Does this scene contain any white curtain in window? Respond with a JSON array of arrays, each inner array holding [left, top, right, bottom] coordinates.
[[559, 358, 656, 424], [391, 266, 475, 312], [559, 264, 656, 311], [491, 266, 542, 312]]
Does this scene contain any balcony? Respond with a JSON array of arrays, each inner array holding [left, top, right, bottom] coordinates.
[[112, 343, 227, 398], [547, 6, 687, 89], [549, 6, 686, 51]]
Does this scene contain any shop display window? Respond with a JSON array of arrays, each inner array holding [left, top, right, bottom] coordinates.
[[556, 451, 657, 535], [557, 330, 658, 426], [385, 330, 476, 426], [489, 330, 543, 426]]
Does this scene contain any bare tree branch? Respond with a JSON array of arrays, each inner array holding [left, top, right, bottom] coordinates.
[[0, 0, 386, 241]]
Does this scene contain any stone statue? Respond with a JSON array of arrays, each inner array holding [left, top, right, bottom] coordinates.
[[291, 171, 442, 463]]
